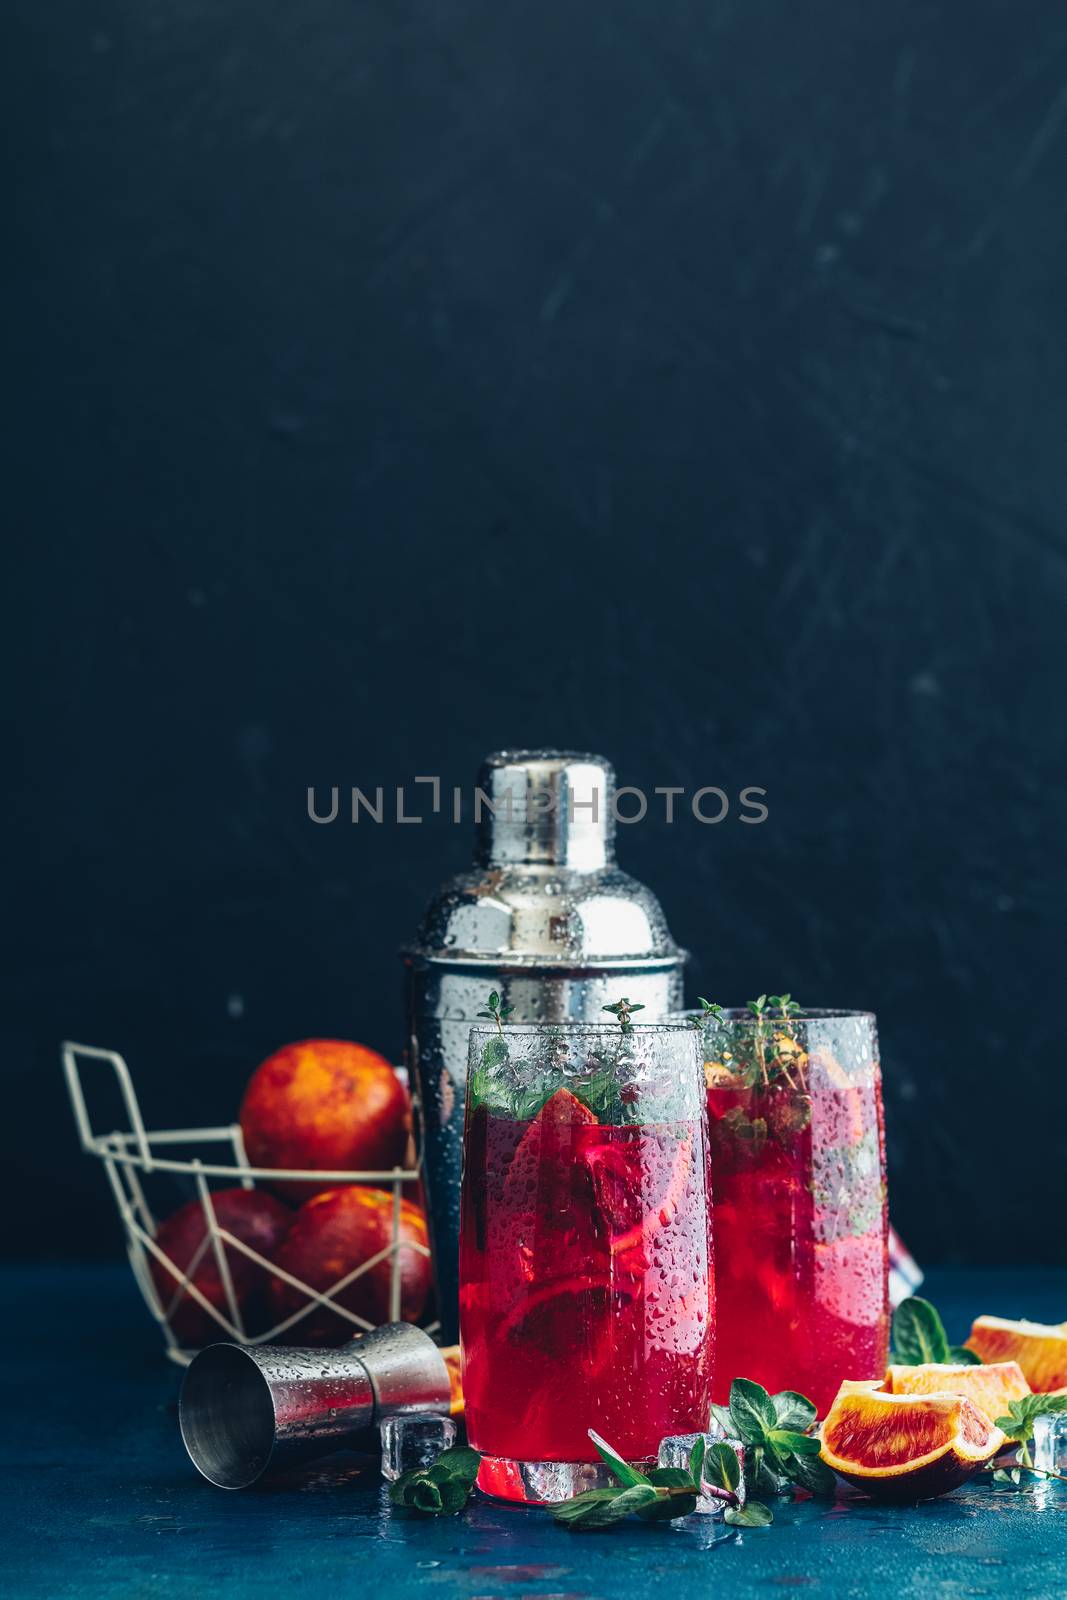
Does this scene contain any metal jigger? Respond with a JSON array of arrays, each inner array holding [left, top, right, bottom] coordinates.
[[179, 1323, 450, 1489]]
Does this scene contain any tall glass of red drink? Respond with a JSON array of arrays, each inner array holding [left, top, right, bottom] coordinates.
[[459, 1019, 713, 1504], [695, 1007, 888, 1417]]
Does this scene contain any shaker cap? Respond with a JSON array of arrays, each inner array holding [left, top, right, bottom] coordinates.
[[475, 750, 615, 870]]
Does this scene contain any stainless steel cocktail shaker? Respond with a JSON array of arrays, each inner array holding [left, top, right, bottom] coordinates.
[[402, 750, 686, 1341]]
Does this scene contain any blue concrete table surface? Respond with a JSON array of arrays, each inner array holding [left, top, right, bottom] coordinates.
[[2, 1265, 1066, 1599]]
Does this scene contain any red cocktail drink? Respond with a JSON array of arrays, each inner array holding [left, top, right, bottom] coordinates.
[[702, 1009, 888, 1417], [459, 1022, 713, 1499]]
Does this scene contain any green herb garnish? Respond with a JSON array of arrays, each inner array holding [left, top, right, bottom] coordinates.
[[476, 990, 515, 1035], [889, 1296, 982, 1367], [992, 1392, 1067, 1478], [768, 993, 805, 1020], [469, 992, 696, 1123], [387, 1445, 481, 1516], [688, 997, 725, 1030], [699, 993, 810, 1097], [552, 1429, 761, 1531], [601, 997, 645, 1033], [709, 1378, 837, 1501]]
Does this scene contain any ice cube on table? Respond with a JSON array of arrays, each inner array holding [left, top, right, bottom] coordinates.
[[656, 1432, 746, 1517], [1032, 1412, 1067, 1475], [380, 1415, 457, 1481]]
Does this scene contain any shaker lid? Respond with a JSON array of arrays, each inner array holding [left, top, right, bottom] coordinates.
[[402, 748, 686, 966], [475, 750, 614, 870]]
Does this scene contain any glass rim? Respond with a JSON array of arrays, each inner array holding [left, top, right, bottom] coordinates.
[[467, 1020, 699, 1036], [674, 1007, 876, 1024]]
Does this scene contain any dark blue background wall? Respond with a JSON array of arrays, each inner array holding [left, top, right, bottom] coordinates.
[[6, 1, 1065, 1264]]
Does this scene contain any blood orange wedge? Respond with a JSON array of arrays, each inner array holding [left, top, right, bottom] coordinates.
[[533, 1084, 599, 1137], [883, 1361, 1030, 1424], [819, 1389, 1005, 1501], [502, 1088, 601, 1291], [965, 1316, 1067, 1392], [585, 1132, 693, 1263]]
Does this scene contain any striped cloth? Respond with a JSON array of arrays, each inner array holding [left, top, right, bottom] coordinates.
[[888, 1226, 923, 1307]]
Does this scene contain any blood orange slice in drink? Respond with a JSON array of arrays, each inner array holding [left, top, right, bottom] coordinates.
[[965, 1316, 1067, 1392], [582, 1130, 693, 1269], [819, 1389, 1005, 1501], [502, 1088, 601, 1284], [537, 1085, 600, 1134], [883, 1361, 1030, 1424], [494, 1101, 695, 1358], [496, 1272, 624, 1345], [491, 1089, 612, 1355]]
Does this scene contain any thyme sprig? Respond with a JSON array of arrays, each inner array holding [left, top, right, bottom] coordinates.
[[601, 997, 645, 1033], [688, 996, 725, 1029], [476, 990, 515, 1036], [696, 993, 813, 1148]]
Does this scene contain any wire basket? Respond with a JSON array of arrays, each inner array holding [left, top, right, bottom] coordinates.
[[63, 1041, 434, 1366]]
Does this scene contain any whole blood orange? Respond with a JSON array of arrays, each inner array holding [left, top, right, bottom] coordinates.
[[883, 1361, 1030, 1424], [150, 1187, 292, 1347], [819, 1389, 1005, 1500], [965, 1316, 1067, 1392], [269, 1185, 430, 1342], [240, 1039, 409, 1202]]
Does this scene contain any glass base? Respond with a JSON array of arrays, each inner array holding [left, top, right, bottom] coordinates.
[[476, 1453, 653, 1505]]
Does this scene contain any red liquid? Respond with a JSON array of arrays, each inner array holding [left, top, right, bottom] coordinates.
[[707, 1064, 888, 1417], [460, 1088, 714, 1463]]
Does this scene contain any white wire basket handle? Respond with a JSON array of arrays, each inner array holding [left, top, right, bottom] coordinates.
[[62, 1041, 433, 1366]]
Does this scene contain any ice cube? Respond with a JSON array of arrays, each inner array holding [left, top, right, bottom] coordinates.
[[380, 1414, 457, 1481], [1032, 1412, 1067, 1475], [657, 1432, 746, 1517]]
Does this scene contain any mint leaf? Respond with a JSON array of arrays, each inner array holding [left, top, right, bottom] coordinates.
[[703, 1440, 741, 1494], [771, 1391, 817, 1432], [436, 1478, 470, 1513], [689, 1436, 707, 1483], [644, 1467, 696, 1488], [947, 1344, 983, 1366], [426, 1446, 480, 1484], [389, 1445, 480, 1516], [744, 1445, 783, 1497], [410, 1478, 443, 1512], [588, 1429, 652, 1488], [725, 1500, 773, 1527], [571, 1059, 619, 1120], [709, 1402, 735, 1436], [890, 1296, 951, 1365], [636, 1468, 699, 1522], [728, 1378, 778, 1445], [567, 1484, 660, 1530], [558, 1439, 713, 1529], [783, 1451, 837, 1498], [553, 1488, 622, 1525], [555, 1475, 701, 1531], [480, 1036, 509, 1071], [995, 1392, 1067, 1443], [768, 1429, 821, 1457]]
